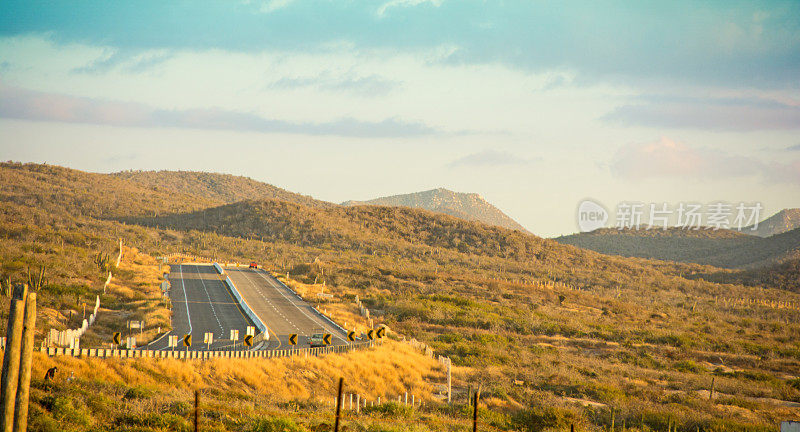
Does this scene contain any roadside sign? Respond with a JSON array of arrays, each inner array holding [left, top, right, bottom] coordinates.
[[376, 327, 386, 338], [204, 332, 214, 349], [246, 326, 255, 336], [128, 320, 143, 330], [243, 334, 254, 347], [347, 331, 356, 342], [168, 335, 178, 349], [183, 334, 192, 347], [126, 337, 136, 349], [323, 334, 332, 345], [112, 332, 121, 345], [367, 329, 375, 340], [230, 329, 239, 341], [288, 334, 298, 345]]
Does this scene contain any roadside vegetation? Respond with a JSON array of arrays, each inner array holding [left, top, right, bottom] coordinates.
[[2, 162, 799, 430]]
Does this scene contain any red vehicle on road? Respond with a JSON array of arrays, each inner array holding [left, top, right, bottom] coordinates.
[[249, 262, 258, 269]]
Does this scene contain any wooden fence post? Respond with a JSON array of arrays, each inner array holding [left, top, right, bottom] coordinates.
[[334, 378, 344, 432], [0, 285, 27, 432], [194, 390, 199, 432], [472, 389, 480, 432], [13, 292, 36, 432]]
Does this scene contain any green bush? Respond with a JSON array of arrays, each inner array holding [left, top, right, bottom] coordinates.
[[166, 400, 191, 416], [46, 396, 93, 428], [510, 406, 575, 431], [249, 416, 308, 432], [674, 360, 701, 373], [123, 385, 154, 400], [362, 402, 413, 418], [115, 412, 187, 430]]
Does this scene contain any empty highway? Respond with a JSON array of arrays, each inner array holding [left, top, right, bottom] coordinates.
[[148, 264, 256, 351], [224, 267, 349, 349]]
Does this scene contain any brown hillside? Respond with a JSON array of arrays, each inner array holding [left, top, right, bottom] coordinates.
[[343, 188, 528, 232], [113, 169, 333, 208]]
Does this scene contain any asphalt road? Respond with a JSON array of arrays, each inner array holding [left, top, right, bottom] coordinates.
[[147, 264, 255, 351], [224, 267, 349, 349]]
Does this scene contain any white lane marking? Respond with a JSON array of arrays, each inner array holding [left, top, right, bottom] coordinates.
[[253, 270, 346, 342], [193, 265, 225, 338], [235, 269, 301, 332], [181, 265, 193, 335], [150, 264, 192, 351]]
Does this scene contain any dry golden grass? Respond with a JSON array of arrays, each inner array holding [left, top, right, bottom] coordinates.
[[31, 340, 441, 404], [81, 246, 171, 347]]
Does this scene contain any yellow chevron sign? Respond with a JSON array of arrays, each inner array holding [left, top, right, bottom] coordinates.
[[243, 334, 254, 347], [112, 332, 121, 345], [347, 330, 356, 342], [288, 334, 298, 345], [323, 334, 332, 345], [183, 334, 192, 347]]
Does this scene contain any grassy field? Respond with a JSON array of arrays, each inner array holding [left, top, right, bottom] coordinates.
[[3, 163, 799, 431], [25, 340, 451, 432]]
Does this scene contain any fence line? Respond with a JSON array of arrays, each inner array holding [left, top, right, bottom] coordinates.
[[37, 341, 375, 359], [47, 237, 121, 349]]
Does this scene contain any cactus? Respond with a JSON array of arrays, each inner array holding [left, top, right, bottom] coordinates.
[[26, 265, 46, 291], [1, 275, 11, 298], [93, 252, 111, 273]]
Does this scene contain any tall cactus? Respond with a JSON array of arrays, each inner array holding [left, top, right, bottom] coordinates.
[[26, 266, 45, 292], [93, 252, 110, 274], [0, 276, 11, 298]]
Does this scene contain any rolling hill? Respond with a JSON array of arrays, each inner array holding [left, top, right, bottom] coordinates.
[[554, 226, 800, 268], [112, 169, 334, 208], [746, 208, 800, 237], [0, 162, 216, 218], [4, 162, 800, 430], [343, 188, 528, 232]]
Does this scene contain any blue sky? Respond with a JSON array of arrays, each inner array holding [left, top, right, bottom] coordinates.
[[1, 0, 799, 236]]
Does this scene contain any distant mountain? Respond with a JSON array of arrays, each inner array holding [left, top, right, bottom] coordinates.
[[342, 188, 528, 232], [112, 170, 333, 209], [746, 208, 800, 237], [554, 226, 800, 269]]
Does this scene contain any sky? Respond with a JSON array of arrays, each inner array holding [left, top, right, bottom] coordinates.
[[1, 0, 799, 237]]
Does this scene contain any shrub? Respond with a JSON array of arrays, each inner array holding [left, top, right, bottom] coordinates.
[[249, 416, 308, 432], [363, 402, 413, 418], [123, 385, 154, 400], [674, 360, 701, 373], [510, 406, 575, 431], [115, 412, 187, 430]]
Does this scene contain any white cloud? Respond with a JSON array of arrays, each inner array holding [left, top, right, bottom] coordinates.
[[377, 0, 443, 18], [259, 0, 294, 13], [610, 137, 800, 184], [448, 150, 538, 168]]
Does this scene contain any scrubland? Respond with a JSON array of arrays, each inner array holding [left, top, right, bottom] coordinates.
[[2, 163, 799, 431]]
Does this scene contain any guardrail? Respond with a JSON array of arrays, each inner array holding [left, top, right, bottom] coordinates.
[[213, 263, 224, 275], [37, 341, 375, 359], [215, 263, 269, 338]]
